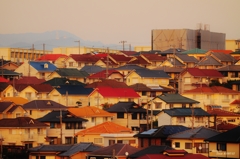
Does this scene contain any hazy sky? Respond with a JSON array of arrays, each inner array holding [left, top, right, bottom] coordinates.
[[1, 0, 240, 46]]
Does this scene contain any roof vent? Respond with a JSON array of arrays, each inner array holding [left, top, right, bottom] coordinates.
[[44, 63, 48, 68], [47, 101, 51, 105]]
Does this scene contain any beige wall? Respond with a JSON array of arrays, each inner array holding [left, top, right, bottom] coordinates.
[[53, 47, 119, 55], [208, 142, 240, 158], [226, 39, 239, 52]]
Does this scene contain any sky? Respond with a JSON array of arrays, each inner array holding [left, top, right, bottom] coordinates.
[[1, 0, 240, 47]]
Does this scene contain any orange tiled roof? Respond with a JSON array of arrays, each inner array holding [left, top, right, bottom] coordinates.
[[210, 50, 233, 54], [207, 109, 240, 116], [75, 121, 131, 136], [184, 86, 239, 94], [1, 97, 28, 105], [230, 99, 240, 104], [36, 54, 68, 61], [68, 106, 114, 117]]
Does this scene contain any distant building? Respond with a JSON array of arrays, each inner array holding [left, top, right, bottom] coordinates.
[[151, 27, 226, 51], [0, 47, 52, 62], [226, 39, 240, 52]]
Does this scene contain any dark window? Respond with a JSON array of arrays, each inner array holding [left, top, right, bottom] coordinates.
[[217, 143, 226, 151], [142, 91, 147, 96], [150, 92, 156, 97], [109, 140, 115, 145], [117, 112, 124, 118], [185, 143, 192, 149], [175, 142, 180, 148], [182, 104, 186, 108], [131, 113, 137, 120], [50, 123, 55, 128]]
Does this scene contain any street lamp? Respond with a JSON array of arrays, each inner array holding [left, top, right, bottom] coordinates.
[[74, 40, 80, 54]]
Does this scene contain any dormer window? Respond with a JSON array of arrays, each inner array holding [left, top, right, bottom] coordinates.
[[44, 63, 48, 68]]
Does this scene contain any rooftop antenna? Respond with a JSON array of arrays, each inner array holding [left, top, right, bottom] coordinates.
[[119, 40, 127, 51]]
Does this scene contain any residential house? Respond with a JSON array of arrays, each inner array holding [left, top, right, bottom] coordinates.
[[127, 55, 152, 68], [133, 125, 189, 148], [75, 121, 135, 146], [87, 69, 124, 83], [140, 54, 167, 69], [181, 48, 208, 61], [127, 145, 173, 159], [175, 54, 199, 68], [0, 117, 48, 148], [0, 69, 20, 80], [159, 57, 185, 68], [15, 61, 57, 79], [47, 68, 89, 83], [0, 59, 19, 71], [3, 83, 53, 101], [159, 48, 186, 58], [182, 86, 240, 111], [22, 100, 67, 119], [196, 55, 223, 69], [38, 110, 88, 145], [167, 126, 220, 156], [158, 108, 211, 128], [28, 142, 102, 159], [36, 53, 68, 68], [8, 76, 46, 85], [152, 93, 200, 111], [0, 82, 9, 98], [95, 53, 119, 68], [48, 85, 94, 106], [86, 79, 129, 88], [68, 106, 114, 128], [129, 83, 174, 105], [229, 99, 240, 113], [64, 53, 101, 69], [205, 126, 240, 159], [115, 64, 146, 77], [106, 101, 160, 132], [216, 65, 240, 83], [107, 53, 133, 67], [135, 150, 211, 159], [88, 87, 140, 107], [0, 101, 27, 119], [125, 68, 170, 88], [178, 68, 223, 94], [87, 143, 140, 159], [207, 108, 240, 128]]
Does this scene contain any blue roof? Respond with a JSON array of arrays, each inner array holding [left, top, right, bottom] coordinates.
[[55, 85, 93, 95], [30, 61, 57, 72]]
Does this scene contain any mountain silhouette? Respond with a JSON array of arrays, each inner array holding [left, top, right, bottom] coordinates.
[[0, 30, 112, 50]]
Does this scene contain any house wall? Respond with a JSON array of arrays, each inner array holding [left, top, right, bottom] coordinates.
[[208, 142, 240, 158], [15, 61, 38, 77], [54, 56, 68, 68], [226, 39, 239, 52], [158, 112, 172, 126], [101, 135, 137, 147], [0, 127, 47, 147], [77, 134, 104, 146], [85, 116, 112, 128]]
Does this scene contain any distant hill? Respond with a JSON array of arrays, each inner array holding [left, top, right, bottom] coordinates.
[[0, 30, 108, 50]]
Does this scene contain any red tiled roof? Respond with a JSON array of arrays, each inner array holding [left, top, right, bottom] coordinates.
[[137, 153, 210, 159], [142, 54, 167, 61], [230, 99, 240, 104], [207, 109, 240, 116], [70, 54, 101, 62], [0, 77, 9, 82], [13, 84, 53, 92], [8, 76, 45, 85], [184, 68, 223, 77], [128, 56, 151, 65], [75, 121, 131, 136], [36, 54, 68, 61], [184, 86, 239, 94], [100, 56, 118, 65], [94, 87, 140, 98], [109, 54, 132, 62], [210, 50, 234, 54], [95, 53, 108, 58], [88, 70, 123, 79], [209, 122, 238, 131]]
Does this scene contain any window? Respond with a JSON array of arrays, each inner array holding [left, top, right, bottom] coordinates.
[[142, 91, 147, 96], [217, 143, 226, 151], [69, 62, 73, 67], [155, 102, 162, 109], [227, 119, 235, 122], [16, 113, 21, 118], [50, 123, 55, 128], [177, 117, 185, 123], [36, 156, 46, 159], [109, 140, 115, 145], [184, 77, 191, 84], [195, 117, 204, 123], [185, 143, 192, 149], [65, 137, 72, 144], [38, 128, 43, 134], [94, 138, 102, 144], [169, 104, 174, 108], [175, 142, 180, 148], [150, 92, 156, 97], [131, 113, 137, 120], [25, 92, 32, 100], [117, 112, 124, 118], [182, 104, 186, 108]]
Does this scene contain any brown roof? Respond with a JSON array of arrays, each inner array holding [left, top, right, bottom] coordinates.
[[127, 56, 151, 65], [8, 76, 45, 85], [0, 117, 48, 127], [142, 54, 167, 62], [209, 122, 238, 131], [0, 102, 13, 112], [69, 54, 101, 63], [207, 109, 240, 116], [109, 54, 132, 62]]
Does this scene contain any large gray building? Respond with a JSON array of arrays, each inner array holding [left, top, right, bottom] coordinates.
[[151, 28, 225, 51]]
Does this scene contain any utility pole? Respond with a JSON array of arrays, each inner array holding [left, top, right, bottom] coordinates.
[[119, 41, 127, 51], [74, 40, 80, 54], [1, 56, 3, 77], [106, 47, 109, 79], [60, 109, 63, 144], [43, 43, 45, 55]]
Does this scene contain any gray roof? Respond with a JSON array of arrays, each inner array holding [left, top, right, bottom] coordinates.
[[28, 142, 102, 157], [22, 100, 67, 110], [163, 108, 211, 117], [55, 68, 89, 77], [168, 126, 220, 139], [167, 58, 185, 67], [216, 65, 240, 71], [135, 69, 170, 78], [181, 48, 207, 54], [115, 64, 147, 70], [157, 93, 199, 104], [80, 65, 105, 74], [197, 56, 223, 66], [152, 66, 184, 73], [176, 54, 199, 63], [43, 77, 86, 87], [211, 52, 237, 62]]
